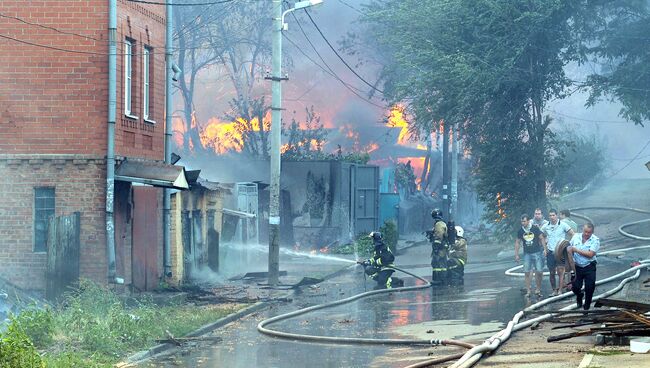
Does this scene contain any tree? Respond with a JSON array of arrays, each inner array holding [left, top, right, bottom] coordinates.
[[359, 0, 587, 231], [174, 4, 230, 154], [174, 1, 274, 157], [282, 106, 328, 160]]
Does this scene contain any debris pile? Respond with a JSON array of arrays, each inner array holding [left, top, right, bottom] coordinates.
[[541, 298, 650, 342]]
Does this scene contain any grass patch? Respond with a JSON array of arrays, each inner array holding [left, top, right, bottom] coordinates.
[[1, 280, 247, 367]]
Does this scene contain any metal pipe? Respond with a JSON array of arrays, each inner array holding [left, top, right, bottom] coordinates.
[[106, 0, 117, 282], [163, 0, 173, 278]]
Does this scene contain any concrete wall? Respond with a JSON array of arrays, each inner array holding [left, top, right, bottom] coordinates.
[[169, 187, 226, 285]]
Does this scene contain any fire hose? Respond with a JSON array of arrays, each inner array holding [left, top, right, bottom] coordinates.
[[450, 206, 650, 368], [257, 206, 650, 368], [257, 265, 474, 351]]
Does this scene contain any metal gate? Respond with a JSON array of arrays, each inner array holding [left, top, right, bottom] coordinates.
[[235, 183, 259, 244], [351, 165, 379, 236]]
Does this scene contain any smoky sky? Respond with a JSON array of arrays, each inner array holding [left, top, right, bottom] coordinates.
[[180, 0, 650, 179]]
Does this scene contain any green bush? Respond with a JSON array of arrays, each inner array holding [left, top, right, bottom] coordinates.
[[380, 220, 398, 253], [11, 308, 54, 348], [330, 234, 374, 256], [0, 318, 44, 368]]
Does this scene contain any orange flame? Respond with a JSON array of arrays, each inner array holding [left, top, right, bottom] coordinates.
[[386, 104, 410, 144], [495, 192, 507, 221], [199, 114, 269, 154]]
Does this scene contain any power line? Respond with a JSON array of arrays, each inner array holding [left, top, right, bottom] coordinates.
[[127, 0, 235, 5], [0, 10, 222, 52], [0, 12, 104, 42], [336, 0, 364, 15], [0, 33, 105, 55], [283, 33, 386, 109], [549, 110, 632, 124], [0, 32, 165, 56], [304, 9, 385, 95], [290, 12, 374, 98], [607, 138, 650, 179]]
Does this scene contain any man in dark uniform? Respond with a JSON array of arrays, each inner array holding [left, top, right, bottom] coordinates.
[[358, 232, 396, 289]]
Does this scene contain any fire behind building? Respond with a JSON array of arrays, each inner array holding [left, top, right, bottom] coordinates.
[[0, 1, 188, 295]]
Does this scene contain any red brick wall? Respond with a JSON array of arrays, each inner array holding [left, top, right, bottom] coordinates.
[[0, 155, 106, 290], [116, 0, 166, 160], [0, 0, 166, 160], [0, 0, 108, 155]]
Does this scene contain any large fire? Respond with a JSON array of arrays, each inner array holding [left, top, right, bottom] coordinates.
[[386, 104, 410, 144], [199, 113, 270, 154]]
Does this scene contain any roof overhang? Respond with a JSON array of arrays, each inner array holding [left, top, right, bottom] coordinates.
[[115, 160, 190, 190]]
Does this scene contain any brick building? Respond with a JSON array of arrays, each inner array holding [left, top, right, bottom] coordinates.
[[0, 0, 184, 292]]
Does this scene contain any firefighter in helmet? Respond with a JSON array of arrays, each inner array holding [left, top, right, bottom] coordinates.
[[357, 231, 396, 289], [428, 208, 450, 285], [448, 226, 468, 285]]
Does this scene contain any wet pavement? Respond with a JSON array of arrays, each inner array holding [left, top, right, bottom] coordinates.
[[142, 238, 638, 368], [139, 179, 650, 367]]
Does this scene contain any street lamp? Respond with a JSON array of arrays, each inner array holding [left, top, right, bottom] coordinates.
[[281, 0, 324, 30], [267, 0, 324, 286]]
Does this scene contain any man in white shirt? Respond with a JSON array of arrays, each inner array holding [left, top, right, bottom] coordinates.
[[541, 209, 575, 295], [568, 222, 600, 310]]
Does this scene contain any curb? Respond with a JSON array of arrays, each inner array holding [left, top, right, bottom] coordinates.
[[120, 255, 377, 366], [120, 301, 268, 366]]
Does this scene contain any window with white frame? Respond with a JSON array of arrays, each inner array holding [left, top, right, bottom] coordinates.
[[34, 187, 55, 252], [143, 46, 152, 121], [124, 39, 133, 116]]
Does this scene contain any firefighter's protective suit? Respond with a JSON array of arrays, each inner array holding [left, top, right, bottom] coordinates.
[[361, 232, 396, 290], [448, 226, 467, 285]]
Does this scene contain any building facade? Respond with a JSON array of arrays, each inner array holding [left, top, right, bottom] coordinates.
[[0, 0, 172, 292]]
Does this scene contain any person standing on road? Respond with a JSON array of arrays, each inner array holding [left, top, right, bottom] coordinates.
[[568, 222, 600, 310], [448, 226, 468, 285], [515, 214, 545, 298], [560, 210, 579, 233], [541, 209, 575, 295], [428, 208, 450, 285]]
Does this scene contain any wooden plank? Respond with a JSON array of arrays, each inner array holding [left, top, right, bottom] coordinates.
[[45, 213, 80, 302], [594, 298, 650, 312]]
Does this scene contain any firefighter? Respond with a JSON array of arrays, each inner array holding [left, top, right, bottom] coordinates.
[[448, 226, 468, 285], [427, 208, 450, 285], [357, 232, 396, 290]]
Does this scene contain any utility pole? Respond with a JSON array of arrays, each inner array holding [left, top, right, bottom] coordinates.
[[442, 122, 450, 219], [267, 0, 283, 286], [450, 123, 458, 221]]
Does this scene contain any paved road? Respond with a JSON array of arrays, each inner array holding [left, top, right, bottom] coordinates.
[[142, 179, 650, 367], [143, 243, 633, 367]]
